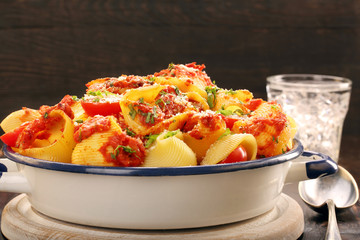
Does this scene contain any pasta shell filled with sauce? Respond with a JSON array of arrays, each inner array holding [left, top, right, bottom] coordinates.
[[15, 110, 76, 163], [201, 134, 257, 165], [120, 85, 168, 135], [212, 89, 253, 111], [182, 111, 227, 161], [153, 76, 207, 99], [232, 100, 295, 158], [185, 92, 210, 111], [152, 62, 213, 96]]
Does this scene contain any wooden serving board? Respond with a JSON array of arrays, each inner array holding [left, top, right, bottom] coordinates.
[[1, 193, 303, 240]]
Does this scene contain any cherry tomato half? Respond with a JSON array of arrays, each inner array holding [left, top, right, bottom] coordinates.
[[81, 101, 121, 117], [221, 116, 239, 130], [0, 123, 28, 147], [219, 145, 248, 164]]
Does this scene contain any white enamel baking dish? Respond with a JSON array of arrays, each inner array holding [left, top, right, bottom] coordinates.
[[0, 139, 337, 230]]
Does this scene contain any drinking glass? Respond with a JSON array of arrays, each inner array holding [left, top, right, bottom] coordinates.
[[266, 74, 352, 162]]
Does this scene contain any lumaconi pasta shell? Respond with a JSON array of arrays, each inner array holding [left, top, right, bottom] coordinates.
[[15, 110, 76, 163], [120, 85, 166, 135], [182, 112, 227, 161], [142, 132, 197, 167], [154, 77, 207, 98], [145, 112, 193, 136], [186, 92, 209, 110], [183, 129, 225, 161], [123, 84, 165, 102], [232, 101, 292, 157], [71, 101, 87, 121], [224, 105, 250, 116], [71, 116, 122, 166], [212, 89, 253, 111], [0, 108, 41, 133], [200, 134, 257, 165]]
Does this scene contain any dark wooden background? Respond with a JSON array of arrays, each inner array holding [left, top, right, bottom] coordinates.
[[0, 0, 359, 138]]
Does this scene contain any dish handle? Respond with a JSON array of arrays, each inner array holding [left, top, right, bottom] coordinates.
[[0, 158, 31, 193], [285, 151, 338, 183]]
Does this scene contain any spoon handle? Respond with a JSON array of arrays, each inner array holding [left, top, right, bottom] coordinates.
[[325, 199, 342, 240]]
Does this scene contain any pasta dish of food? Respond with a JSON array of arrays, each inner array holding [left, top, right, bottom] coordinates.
[[0, 63, 296, 167]]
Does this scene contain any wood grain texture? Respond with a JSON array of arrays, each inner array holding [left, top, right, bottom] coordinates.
[[0, 0, 359, 136], [1, 193, 303, 240]]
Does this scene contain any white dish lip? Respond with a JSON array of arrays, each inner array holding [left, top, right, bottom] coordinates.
[[2, 139, 303, 176]]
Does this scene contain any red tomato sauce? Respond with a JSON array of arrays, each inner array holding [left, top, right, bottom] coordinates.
[[154, 86, 186, 118], [244, 99, 263, 112], [243, 117, 286, 137], [86, 76, 153, 94], [16, 116, 63, 149], [39, 95, 75, 119], [74, 116, 111, 143], [135, 103, 165, 126], [99, 132, 146, 167], [220, 115, 241, 130], [182, 112, 224, 139], [154, 62, 214, 87]]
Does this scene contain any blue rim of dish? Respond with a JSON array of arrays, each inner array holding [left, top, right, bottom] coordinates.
[[3, 139, 303, 176]]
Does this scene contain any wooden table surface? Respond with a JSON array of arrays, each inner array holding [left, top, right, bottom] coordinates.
[[0, 135, 359, 239]]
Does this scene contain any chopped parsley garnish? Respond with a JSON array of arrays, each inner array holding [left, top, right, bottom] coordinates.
[[217, 104, 247, 116], [128, 104, 137, 119], [43, 112, 48, 119], [205, 86, 219, 108], [75, 119, 84, 123], [155, 98, 166, 107], [272, 136, 279, 143], [111, 145, 137, 160], [218, 109, 233, 116], [85, 90, 117, 101], [77, 129, 82, 142], [87, 90, 103, 96], [168, 63, 175, 70], [125, 128, 136, 137], [149, 76, 156, 82], [163, 130, 180, 139], [218, 128, 231, 140], [174, 86, 180, 95], [145, 106, 158, 124], [145, 112, 153, 124], [145, 134, 160, 148], [72, 95, 79, 101], [233, 108, 247, 116], [226, 89, 237, 95], [159, 90, 168, 96]]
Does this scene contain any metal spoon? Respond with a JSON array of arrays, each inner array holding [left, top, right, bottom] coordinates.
[[298, 165, 359, 240]]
